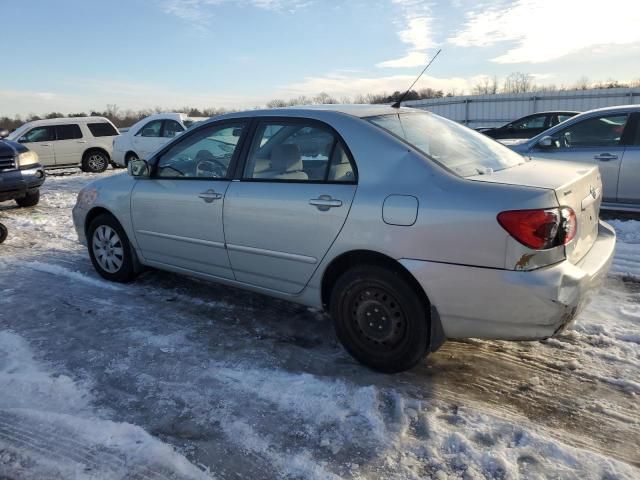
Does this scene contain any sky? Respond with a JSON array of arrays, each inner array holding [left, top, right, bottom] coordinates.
[[1, 0, 639, 116]]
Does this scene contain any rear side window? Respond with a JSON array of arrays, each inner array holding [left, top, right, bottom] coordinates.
[[512, 115, 546, 130], [163, 120, 184, 138], [243, 121, 356, 183], [87, 122, 119, 137], [55, 124, 83, 140]]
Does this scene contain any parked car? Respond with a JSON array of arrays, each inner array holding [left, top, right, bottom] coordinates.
[[112, 113, 208, 167], [508, 105, 640, 212], [0, 128, 45, 207], [73, 105, 615, 372], [478, 111, 579, 141], [7, 117, 119, 173]]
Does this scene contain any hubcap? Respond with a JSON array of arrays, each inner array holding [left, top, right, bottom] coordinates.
[[92, 225, 124, 273], [351, 287, 406, 348], [88, 154, 106, 171]]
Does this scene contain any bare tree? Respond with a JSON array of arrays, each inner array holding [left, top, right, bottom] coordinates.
[[574, 76, 590, 90], [502, 72, 535, 93], [472, 76, 499, 95], [266, 99, 287, 108]]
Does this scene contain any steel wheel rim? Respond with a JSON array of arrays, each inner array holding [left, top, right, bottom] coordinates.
[[88, 154, 106, 171], [349, 286, 407, 351], [92, 225, 124, 273]]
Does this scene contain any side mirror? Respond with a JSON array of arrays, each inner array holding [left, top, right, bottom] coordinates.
[[128, 159, 151, 178], [537, 136, 557, 149], [0, 129, 8, 139]]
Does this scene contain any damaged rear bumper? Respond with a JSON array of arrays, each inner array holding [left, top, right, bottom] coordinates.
[[401, 221, 616, 341]]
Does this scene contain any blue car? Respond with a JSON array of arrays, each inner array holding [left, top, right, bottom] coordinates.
[[0, 128, 45, 207]]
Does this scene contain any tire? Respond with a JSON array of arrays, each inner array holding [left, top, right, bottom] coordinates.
[[87, 213, 137, 282], [125, 152, 139, 167], [82, 150, 109, 173], [15, 189, 40, 208], [330, 265, 430, 373], [0, 224, 7, 244]]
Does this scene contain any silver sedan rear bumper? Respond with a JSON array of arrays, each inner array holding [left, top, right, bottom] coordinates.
[[401, 221, 616, 340]]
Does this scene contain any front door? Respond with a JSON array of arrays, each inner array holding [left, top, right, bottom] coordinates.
[[132, 119, 164, 159], [617, 114, 640, 204], [224, 119, 358, 294], [529, 113, 630, 202], [131, 121, 248, 279], [18, 126, 56, 166]]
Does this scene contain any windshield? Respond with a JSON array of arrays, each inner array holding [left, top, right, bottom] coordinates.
[[367, 112, 525, 177]]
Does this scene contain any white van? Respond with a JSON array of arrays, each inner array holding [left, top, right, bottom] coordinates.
[[8, 117, 119, 173], [112, 113, 207, 166]]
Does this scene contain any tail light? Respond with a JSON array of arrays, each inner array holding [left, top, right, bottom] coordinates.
[[497, 207, 577, 250]]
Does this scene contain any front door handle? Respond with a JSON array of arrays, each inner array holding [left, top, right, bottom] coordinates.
[[39, 143, 52, 147], [309, 195, 342, 211], [198, 189, 223, 203], [594, 153, 618, 161], [77, 140, 87, 144]]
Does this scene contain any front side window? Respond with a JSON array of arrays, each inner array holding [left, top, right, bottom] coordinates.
[[137, 120, 163, 138], [20, 126, 55, 143], [368, 112, 524, 177], [155, 123, 245, 179], [244, 121, 355, 182], [163, 120, 184, 138], [555, 114, 629, 148], [553, 114, 575, 125], [55, 124, 83, 140], [87, 122, 119, 137], [511, 115, 546, 130]]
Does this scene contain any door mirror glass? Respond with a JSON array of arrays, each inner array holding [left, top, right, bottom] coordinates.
[[537, 136, 557, 149], [0, 128, 8, 139], [128, 159, 151, 177]]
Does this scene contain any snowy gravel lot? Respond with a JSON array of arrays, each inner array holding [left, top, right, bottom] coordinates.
[[0, 169, 639, 479]]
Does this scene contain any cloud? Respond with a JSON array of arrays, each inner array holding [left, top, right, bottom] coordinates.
[[449, 0, 640, 64], [161, 0, 311, 27], [376, 1, 436, 68], [279, 71, 482, 98]]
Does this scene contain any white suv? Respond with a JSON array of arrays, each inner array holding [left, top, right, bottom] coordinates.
[[8, 117, 119, 173], [112, 113, 207, 167]]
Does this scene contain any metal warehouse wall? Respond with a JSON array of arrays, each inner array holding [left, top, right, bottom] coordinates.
[[403, 88, 640, 128]]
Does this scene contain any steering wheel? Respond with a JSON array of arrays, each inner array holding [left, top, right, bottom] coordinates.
[[196, 158, 227, 178]]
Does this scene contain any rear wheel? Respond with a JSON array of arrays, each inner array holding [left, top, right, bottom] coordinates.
[[16, 190, 40, 207], [330, 265, 430, 373], [0, 223, 7, 243], [82, 150, 109, 173], [87, 214, 137, 282]]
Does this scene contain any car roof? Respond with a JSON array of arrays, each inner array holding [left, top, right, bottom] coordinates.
[[213, 104, 422, 123], [19, 116, 112, 127]]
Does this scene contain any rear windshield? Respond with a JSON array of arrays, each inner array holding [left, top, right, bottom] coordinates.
[[367, 112, 525, 177]]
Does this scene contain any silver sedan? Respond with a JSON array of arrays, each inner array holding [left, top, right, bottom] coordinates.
[[72, 105, 615, 372]]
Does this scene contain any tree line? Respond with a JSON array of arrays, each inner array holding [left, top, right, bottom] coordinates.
[[2, 74, 639, 131]]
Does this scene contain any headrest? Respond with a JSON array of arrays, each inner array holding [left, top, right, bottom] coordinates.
[[271, 144, 302, 172]]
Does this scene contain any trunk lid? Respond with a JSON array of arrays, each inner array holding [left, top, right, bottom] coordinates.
[[468, 159, 602, 264]]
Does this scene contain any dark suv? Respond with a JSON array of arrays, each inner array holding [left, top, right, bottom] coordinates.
[[0, 128, 45, 207], [478, 111, 579, 140]]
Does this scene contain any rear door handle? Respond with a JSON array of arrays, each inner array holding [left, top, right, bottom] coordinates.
[[309, 195, 342, 211], [39, 143, 52, 147], [198, 189, 223, 203], [77, 140, 87, 144], [594, 153, 618, 161]]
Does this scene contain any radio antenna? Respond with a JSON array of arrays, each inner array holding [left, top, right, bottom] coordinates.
[[391, 49, 442, 108]]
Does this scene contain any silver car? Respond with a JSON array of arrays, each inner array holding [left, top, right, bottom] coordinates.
[[509, 105, 640, 212], [72, 105, 616, 372]]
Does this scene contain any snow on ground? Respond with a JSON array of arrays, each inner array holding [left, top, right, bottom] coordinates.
[[0, 169, 639, 479]]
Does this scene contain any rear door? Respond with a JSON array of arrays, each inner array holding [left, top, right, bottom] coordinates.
[[131, 120, 248, 279], [529, 113, 630, 202], [53, 123, 83, 165], [223, 118, 358, 294], [17, 126, 56, 166], [617, 113, 640, 204]]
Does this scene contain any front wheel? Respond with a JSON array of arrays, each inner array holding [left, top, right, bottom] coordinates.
[[87, 214, 137, 282], [125, 152, 139, 167], [0, 223, 7, 244], [330, 265, 430, 373], [82, 151, 109, 173], [16, 190, 40, 207]]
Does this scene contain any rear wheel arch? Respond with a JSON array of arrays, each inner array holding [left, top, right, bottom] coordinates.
[[321, 250, 430, 310]]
